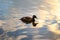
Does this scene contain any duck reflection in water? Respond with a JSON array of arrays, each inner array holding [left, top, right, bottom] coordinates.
[[19, 15, 38, 26]]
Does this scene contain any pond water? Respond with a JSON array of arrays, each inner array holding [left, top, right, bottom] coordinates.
[[0, 0, 60, 40]]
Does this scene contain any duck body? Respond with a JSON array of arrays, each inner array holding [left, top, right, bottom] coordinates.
[[20, 15, 38, 26], [20, 17, 32, 24]]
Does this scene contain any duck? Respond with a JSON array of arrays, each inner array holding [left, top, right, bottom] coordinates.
[[19, 15, 38, 26]]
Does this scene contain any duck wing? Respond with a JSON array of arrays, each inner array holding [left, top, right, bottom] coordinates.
[[20, 17, 32, 24]]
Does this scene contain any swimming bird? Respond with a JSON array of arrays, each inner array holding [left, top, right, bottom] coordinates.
[[19, 15, 38, 26]]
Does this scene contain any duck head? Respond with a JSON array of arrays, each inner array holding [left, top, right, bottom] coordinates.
[[33, 15, 37, 19]]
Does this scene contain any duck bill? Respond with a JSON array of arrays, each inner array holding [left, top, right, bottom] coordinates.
[[36, 17, 38, 19]]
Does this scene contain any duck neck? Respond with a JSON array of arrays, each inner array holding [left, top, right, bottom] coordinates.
[[32, 16, 36, 22], [32, 16, 35, 19]]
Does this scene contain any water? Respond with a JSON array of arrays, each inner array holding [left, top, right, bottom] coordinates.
[[0, 0, 60, 40]]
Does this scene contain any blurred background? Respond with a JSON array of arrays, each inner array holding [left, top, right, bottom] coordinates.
[[0, 0, 60, 40]]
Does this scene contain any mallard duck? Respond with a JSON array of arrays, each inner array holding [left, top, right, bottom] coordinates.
[[19, 15, 38, 26]]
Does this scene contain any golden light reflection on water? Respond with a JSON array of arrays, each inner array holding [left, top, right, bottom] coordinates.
[[45, 0, 60, 34], [36, 0, 60, 34]]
